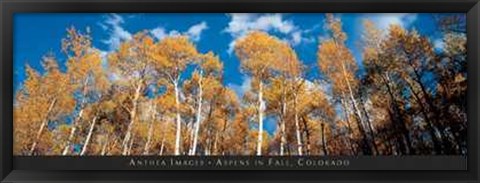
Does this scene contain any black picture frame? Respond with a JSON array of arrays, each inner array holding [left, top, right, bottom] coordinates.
[[1, 0, 479, 182]]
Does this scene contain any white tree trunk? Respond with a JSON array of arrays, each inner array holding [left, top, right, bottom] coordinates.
[[62, 109, 83, 155], [127, 133, 135, 155], [280, 85, 287, 156], [213, 132, 219, 155], [80, 116, 98, 156], [341, 94, 356, 155], [188, 121, 195, 155], [143, 103, 156, 155], [280, 120, 286, 156], [320, 123, 328, 155], [174, 81, 182, 155], [159, 118, 167, 156], [29, 99, 57, 155], [346, 82, 365, 129], [159, 137, 165, 155], [256, 81, 264, 156], [190, 73, 203, 156], [100, 135, 109, 156], [122, 82, 143, 155], [294, 93, 303, 156], [62, 78, 89, 155], [205, 134, 211, 156], [339, 52, 366, 135]]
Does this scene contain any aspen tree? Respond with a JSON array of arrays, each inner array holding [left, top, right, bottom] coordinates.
[[109, 32, 156, 155], [150, 36, 199, 155], [318, 14, 372, 154], [235, 31, 288, 156], [61, 27, 108, 155]]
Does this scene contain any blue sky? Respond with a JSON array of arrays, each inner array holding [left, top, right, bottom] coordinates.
[[13, 13, 463, 135]]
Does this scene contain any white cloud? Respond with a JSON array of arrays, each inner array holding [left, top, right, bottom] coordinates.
[[100, 15, 208, 50], [291, 31, 303, 45], [225, 14, 295, 37], [370, 13, 418, 30], [99, 14, 132, 50], [255, 14, 295, 34], [150, 27, 168, 40], [227, 41, 238, 55], [434, 39, 444, 51], [224, 13, 308, 53], [150, 21, 208, 42], [186, 22, 209, 41], [227, 75, 252, 99]]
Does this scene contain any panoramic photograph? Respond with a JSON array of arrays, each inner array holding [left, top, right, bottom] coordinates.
[[13, 13, 467, 156]]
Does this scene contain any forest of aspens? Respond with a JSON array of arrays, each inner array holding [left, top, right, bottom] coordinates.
[[14, 14, 467, 156]]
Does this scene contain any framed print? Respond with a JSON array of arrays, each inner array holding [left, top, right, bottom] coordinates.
[[1, 0, 479, 182]]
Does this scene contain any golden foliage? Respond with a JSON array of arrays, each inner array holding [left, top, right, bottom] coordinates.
[[13, 14, 467, 156]]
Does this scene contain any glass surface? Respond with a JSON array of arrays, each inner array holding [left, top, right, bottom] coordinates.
[[13, 13, 467, 156]]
